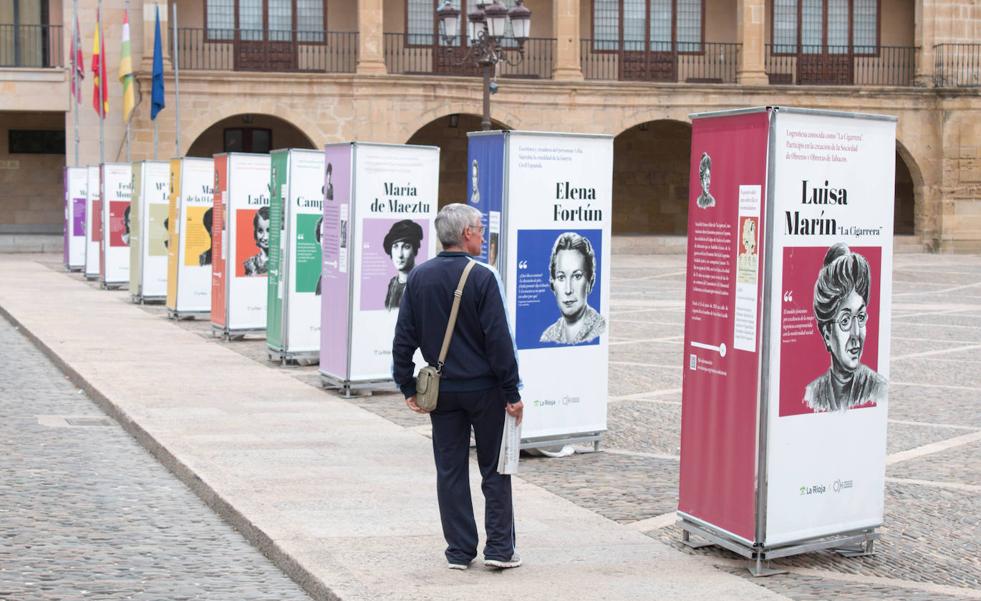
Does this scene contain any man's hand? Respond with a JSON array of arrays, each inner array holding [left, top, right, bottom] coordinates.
[[405, 395, 426, 414], [505, 400, 524, 426]]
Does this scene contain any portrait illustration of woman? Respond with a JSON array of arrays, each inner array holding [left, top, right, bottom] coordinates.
[[539, 232, 606, 345], [383, 219, 423, 310], [804, 243, 887, 412]]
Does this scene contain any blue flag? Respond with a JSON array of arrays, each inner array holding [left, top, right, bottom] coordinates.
[[150, 5, 165, 120]]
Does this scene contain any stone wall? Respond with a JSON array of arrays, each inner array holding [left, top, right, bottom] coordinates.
[[0, 111, 65, 232]]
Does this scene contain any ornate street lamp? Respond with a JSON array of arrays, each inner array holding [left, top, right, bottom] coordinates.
[[437, 0, 533, 130]]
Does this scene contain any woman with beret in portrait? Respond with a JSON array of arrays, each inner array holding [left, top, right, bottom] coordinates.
[[384, 219, 423, 310], [805, 242, 887, 412]]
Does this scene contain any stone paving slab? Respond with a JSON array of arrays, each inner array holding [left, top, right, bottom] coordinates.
[[0, 255, 786, 601]]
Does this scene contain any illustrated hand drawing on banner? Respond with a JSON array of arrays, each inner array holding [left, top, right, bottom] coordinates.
[[359, 218, 427, 311], [779, 243, 887, 415]]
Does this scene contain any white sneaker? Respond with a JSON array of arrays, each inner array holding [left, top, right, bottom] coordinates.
[[448, 561, 471, 570], [484, 553, 522, 569]]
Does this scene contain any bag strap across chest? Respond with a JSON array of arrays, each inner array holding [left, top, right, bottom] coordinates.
[[436, 260, 477, 374]]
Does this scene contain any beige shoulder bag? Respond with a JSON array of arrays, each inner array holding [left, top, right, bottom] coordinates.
[[415, 260, 477, 412]]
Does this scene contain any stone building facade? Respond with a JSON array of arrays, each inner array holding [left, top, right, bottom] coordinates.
[[1, 0, 979, 250]]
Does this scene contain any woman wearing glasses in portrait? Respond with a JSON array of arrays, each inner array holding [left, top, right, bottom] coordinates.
[[804, 243, 887, 412]]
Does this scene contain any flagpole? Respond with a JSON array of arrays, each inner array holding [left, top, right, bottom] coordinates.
[[153, 120, 158, 161], [98, 0, 104, 166], [172, 3, 181, 157], [72, 0, 79, 167], [125, 0, 131, 164]]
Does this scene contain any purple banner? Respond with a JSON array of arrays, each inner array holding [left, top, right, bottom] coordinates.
[[320, 144, 352, 379], [72, 198, 86, 236]]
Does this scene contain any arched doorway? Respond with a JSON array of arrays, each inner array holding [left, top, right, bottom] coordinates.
[[895, 149, 915, 235], [613, 120, 692, 235], [406, 114, 509, 208], [186, 114, 316, 157]]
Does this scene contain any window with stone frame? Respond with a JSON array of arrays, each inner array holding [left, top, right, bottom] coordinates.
[[771, 0, 879, 55], [592, 0, 703, 53]]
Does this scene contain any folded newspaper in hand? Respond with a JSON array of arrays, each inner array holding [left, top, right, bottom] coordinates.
[[497, 413, 521, 475]]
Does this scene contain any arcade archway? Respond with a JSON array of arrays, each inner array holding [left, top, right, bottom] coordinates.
[[186, 114, 316, 157]]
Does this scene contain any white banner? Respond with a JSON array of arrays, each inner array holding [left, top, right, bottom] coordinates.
[[225, 153, 271, 331], [168, 157, 214, 315], [502, 132, 613, 441], [348, 143, 439, 381], [84, 165, 100, 279], [141, 161, 171, 299], [100, 163, 132, 286], [285, 149, 325, 353], [65, 167, 87, 269], [763, 110, 895, 545]]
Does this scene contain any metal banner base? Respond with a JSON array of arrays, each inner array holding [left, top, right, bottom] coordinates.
[[319, 373, 396, 398], [521, 431, 604, 452], [211, 325, 265, 341], [130, 294, 166, 305], [66, 266, 83, 273], [267, 348, 319, 366], [100, 282, 126, 290], [679, 518, 878, 577], [167, 309, 208, 320]]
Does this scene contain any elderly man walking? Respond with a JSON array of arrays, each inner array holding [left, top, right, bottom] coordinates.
[[392, 203, 524, 570]]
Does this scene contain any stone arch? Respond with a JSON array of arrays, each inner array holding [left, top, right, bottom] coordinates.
[[406, 113, 511, 208], [613, 119, 693, 235], [894, 139, 924, 236], [183, 112, 318, 158]]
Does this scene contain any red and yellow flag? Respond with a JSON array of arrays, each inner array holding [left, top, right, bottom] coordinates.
[[91, 11, 108, 118]]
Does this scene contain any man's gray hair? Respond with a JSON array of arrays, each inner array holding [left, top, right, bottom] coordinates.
[[435, 203, 482, 247]]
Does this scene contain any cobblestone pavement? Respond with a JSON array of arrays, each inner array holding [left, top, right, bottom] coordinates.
[[0, 319, 313, 601], [38, 253, 981, 599]]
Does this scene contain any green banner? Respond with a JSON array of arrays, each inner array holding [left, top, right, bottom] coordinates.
[[295, 213, 322, 294], [266, 150, 288, 351]]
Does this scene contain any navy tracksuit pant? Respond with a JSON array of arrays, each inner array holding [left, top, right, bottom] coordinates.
[[429, 387, 515, 564]]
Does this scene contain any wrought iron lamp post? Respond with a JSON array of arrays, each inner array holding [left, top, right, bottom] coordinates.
[[436, 0, 532, 130]]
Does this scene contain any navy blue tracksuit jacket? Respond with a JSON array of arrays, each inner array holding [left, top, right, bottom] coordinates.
[[392, 251, 520, 403]]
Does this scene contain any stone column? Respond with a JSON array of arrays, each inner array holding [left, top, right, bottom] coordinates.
[[552, 0, 583, 81], [914, 0, 936, 87], [357, 0, 387, 75], [736, 0, 768, 85]]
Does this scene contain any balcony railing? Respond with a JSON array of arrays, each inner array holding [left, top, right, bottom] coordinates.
[[934, 44, 981, 88], [580, 41, 739, 83], [172, 28, 357, 73], [0, 24, 62, 68], [384, 33, 555, 79], [765, 45, 915, 86]]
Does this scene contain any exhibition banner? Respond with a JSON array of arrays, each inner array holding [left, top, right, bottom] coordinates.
[[320, 144, 353, 378], [763, 110, 894, 545], [267, 148, 325, 357], [484, 131, 613, 442], [64, 166, 88, 270], [466, 133, 505, 268], [677, 107, 895, 553], [129, 161, 170, 300], [100, 163, 132, 287], [320, 143, 439, 384], [211, 153, 271, 333], [678, 110, 771, 543], [85, 165, 100, 279], [166, 157, 214, 315]]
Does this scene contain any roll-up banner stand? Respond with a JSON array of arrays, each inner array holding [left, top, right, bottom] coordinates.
[[84, 165, 101, 280], [64, 166, 88, 271], [677, 107, 895, 575], [211, 152, 271, 338], [467, 131, 613, 449], [320, 142, 439, 394], [166, 157, 215, 319], [99, 163, 132, 289], [130, 161, 170, 303], [267, 148, 325, 364]]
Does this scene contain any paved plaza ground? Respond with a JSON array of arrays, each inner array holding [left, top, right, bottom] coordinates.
[[0, 250, 979, 600]]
